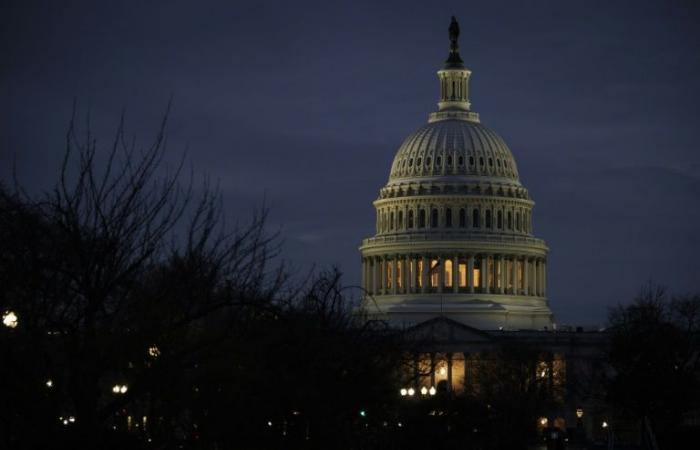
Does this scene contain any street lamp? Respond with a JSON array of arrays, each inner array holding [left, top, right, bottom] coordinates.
[[407, 387, 415, 397], [420, 386, 428, 396], [429, 386, 436, 396], [112, 384, 128, 394], [400, 388, 408, 396], [2, 311, 18, 329]]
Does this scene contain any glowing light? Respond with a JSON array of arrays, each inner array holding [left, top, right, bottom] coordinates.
[[429, 386, 437, 396], [400, 388, 407, 396], [148, 345, 160, 358], [267, 421, 273, 427], [112, 384, 128, 394], [576, 408, 584, 419], [2, 311, 18, 328], [438, 367, 447, 376], [46, 379, 53, 388], [602, 421, 609, 429], [539, 417, 548, 426], [359, 410, 367, 418], [420, 386, 428, 395], [407, 387, 415, 396]]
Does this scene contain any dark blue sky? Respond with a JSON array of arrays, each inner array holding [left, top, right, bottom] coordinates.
[[2, 0, 699, 325]]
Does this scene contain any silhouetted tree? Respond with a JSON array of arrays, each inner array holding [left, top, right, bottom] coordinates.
[[606, 282, 700, 447]]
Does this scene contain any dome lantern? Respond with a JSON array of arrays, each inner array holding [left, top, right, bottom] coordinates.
[[433, 17, 479, 123]]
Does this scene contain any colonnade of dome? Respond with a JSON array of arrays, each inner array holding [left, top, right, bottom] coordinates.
[[359, 18, 553, 330]]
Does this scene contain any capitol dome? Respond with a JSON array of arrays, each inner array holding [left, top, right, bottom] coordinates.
[[359, 18, 553, 330]]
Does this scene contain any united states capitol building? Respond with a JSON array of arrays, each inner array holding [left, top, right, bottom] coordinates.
[[357, 18, 614, 444]]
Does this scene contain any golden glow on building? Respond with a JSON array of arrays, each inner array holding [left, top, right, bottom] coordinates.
[[458, 263, 467, 287], [444, 260, 453, 288], [429, 259, 439, 288]]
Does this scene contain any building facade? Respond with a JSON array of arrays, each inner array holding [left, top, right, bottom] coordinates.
[[360, 17, 552, 331]]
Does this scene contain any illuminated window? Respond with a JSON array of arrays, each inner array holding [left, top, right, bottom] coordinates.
[[459, 209, 466, 227], [459, 263, 467, 287], [444, 260, 453, 288], [429, 259, 439, 288], [445, 208, 452, 227], [396, 260, 403, 289], [472, 209, 480, 228], [431, 209, 438, 228], [473, 258, 481, 288], [418, 209, 426, 228], [416, 259, 424, 288]]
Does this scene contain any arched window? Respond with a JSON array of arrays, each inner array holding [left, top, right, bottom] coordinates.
[[507, 211, 512, 229], [447, 155, 452, 166], [459, 208, 466, 228], [516, 212, 521, 231], [408, 210, 414, 228], [445, 208, 452, 227], [469, 156, 474, 166], [431, 209, 439, 228], [418, 209, 426, 228], [398, 211, 404, 229], [390, 211, 394, 230], [472, 209, 480, 228], [497, 210, 503, 229], [479, 157, 484, 167], [458, 156, 464, 166], [485, 210, 492, 228]]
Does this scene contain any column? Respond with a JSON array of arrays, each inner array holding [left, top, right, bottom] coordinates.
[[403, 254, 410, 294], [437, 256, 443, 294], [392, 255, 398, 295], [371, 257, 377, 295], [380, 255, 386, 295], [511, 256, 518, 295], [468, 255, 475, 293], [409, 256, 415, 294], [452, 255, 459, 293], [480, 255, 488, 294], [498, 255, 505, 294], [523, 257, 530, 296], [532, 258, 540, 297], [421, 255, 428, 294], [447, 353, 453, 393], [542, 260, 546, 297]]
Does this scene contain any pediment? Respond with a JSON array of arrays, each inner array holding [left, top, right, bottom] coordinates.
[[404, 316, 493, 343]]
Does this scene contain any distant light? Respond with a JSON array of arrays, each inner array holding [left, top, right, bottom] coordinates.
[[148, 345, 160, 358], [539, 417, 548, 426], [420, 386, 428, 396], [397, 422, 403, 428], [602, 421, 609, 429], [120, 385, 128, 394], [267, 421, 273, 427], [2, 311, 18, 328], [407, 387, 415, 396], [359, 410, 367, 418], [438, 367, 447, 376], [68, 416, 75, 423], [112, 385, 120, 393], [576, 408, 584, 419], [400, 388, 408, 396], [112, 384, 128, 394], [429, 386, 437, 396], [46, 379, 53, 388]]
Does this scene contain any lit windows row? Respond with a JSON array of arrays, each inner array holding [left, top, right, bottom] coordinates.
[[377, 206, 531, 234], [362, 255, 545, 297]]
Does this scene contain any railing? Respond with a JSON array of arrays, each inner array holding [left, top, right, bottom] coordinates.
[[361, 231, 547, 247]]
